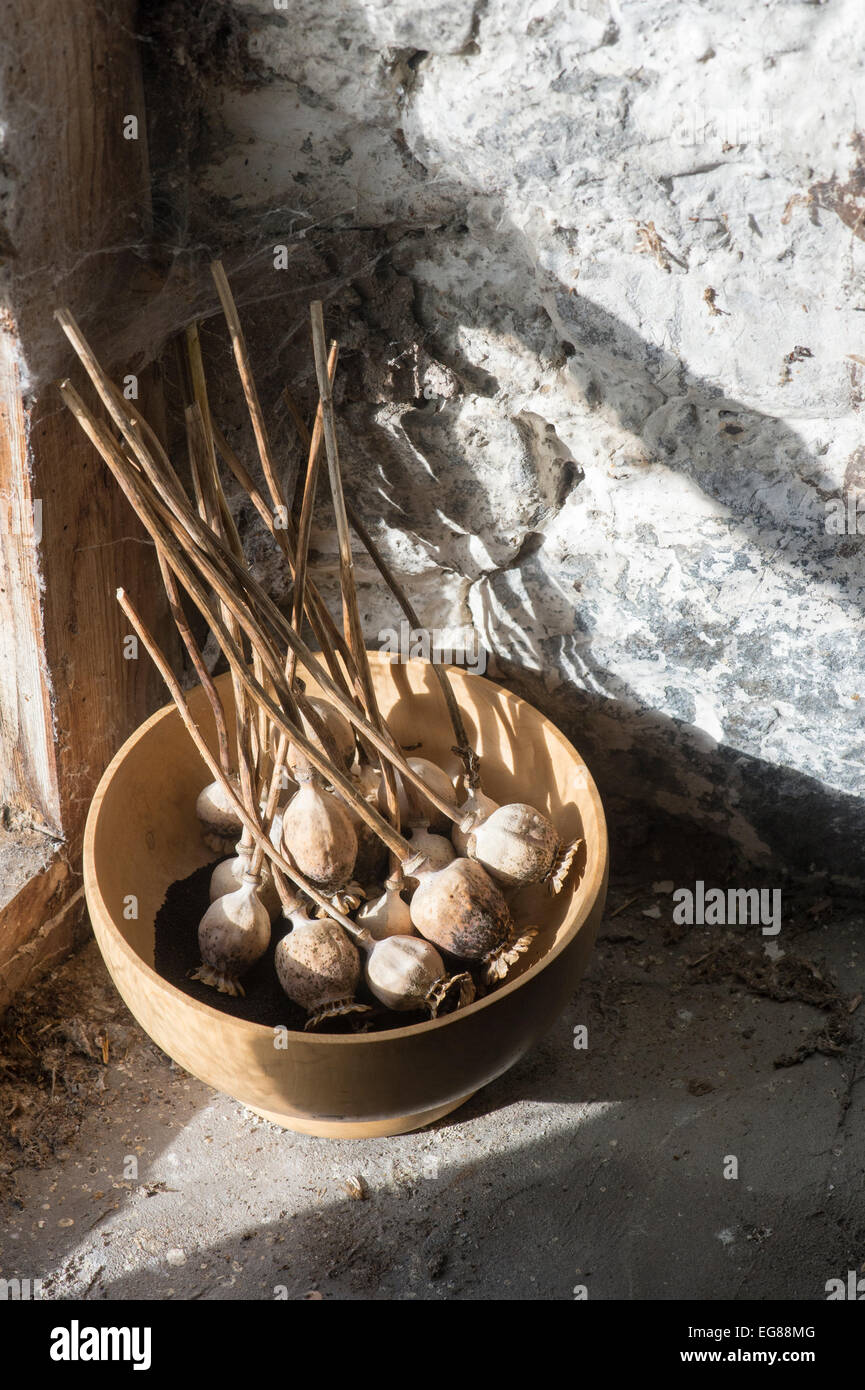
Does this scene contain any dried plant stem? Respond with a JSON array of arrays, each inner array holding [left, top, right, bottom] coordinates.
[[187, 401, 267, 790], [253, 375, 348, 883], [211, 421, 355, 702], [280, 378, 377, 769], [155, 547, 232, 778], [107, 377, 259, 826], [185, 403, 258, 841], [208, 263, 366, 711], [287, 372, 479, 787], [200, 335, 352, 862], [116, 587, 367, 931], [55, 320, 460, 826], [210, 261, 283, 512], [57, 311, 288, 676], [253, 341, 341, 878], [310, 302, 402, 858], [185, 324, 218, 488], [106, 375, 231, 782], [63, 378, 458, 838], [288, 340, 337, 690], [104, 381, 245, 797], [58, 379, 418, 861], [185, 328, 270, 781], [344, 497, 481, 789]]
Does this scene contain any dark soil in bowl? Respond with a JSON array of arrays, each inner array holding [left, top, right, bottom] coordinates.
[[153, 863, 438, 1033]]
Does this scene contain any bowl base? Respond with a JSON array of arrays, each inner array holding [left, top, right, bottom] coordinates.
[[246, 1092, 475, 1138]]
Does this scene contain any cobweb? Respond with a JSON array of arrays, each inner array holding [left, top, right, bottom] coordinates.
[[1, 0, 411, 396], [0, 0, 481, 689]]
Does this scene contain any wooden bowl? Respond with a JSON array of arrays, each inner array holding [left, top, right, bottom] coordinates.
[[84, 655, 608, 1137]]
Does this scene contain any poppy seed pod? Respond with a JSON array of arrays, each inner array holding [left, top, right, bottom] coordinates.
[[339, 791, 389, 884], [196, 778, 243, 854], [274, 906, 370, 1030], [308, 697, 355, 767], [288, 697, 355, 779], [192, 874, 271, 996], [409, 857, 536, 984], [397, 756, 457, 831], [357, 878, 414, 940], [452, 788, 500, 857], [281, 781, 358, 893], [209, 842, 281, 920], [364, 934, 475, 1016], [464, 801, 581, 894], [403, 827, 456, 888]]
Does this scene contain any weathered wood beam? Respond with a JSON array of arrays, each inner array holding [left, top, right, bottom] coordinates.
[[0, 0, 177, 1009]]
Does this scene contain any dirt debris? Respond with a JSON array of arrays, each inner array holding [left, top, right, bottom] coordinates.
[[0, 945, 144, 1201], [691, 942, 845, 1011], [688, 938, 856, 1069]]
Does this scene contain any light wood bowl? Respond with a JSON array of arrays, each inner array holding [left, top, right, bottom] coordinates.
[[83, 655, 608, 1137]]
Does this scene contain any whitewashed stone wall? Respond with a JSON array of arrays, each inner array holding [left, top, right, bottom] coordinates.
[[148, 0, 865, 877]]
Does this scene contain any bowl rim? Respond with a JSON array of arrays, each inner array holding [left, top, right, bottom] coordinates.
[[84, 658, 608, 1047]]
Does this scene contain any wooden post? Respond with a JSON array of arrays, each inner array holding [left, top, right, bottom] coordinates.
[[0, 0, 176, 1009]]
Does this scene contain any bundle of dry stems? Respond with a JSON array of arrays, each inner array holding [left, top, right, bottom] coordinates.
[[55, 266, 581, 1031]]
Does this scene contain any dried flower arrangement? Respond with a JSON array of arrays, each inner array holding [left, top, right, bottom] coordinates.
[[56, 266, 582, 1031]]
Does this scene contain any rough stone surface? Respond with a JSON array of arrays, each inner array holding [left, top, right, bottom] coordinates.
[[139, 0, 865, 877], [2, 875, 863, 1301]]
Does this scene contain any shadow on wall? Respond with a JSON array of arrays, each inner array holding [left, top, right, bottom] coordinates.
[[131, 0, 865, 884], [334, 210, 865, 884]]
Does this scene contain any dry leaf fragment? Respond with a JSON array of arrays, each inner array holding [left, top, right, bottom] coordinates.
[[634, 220, 672, 271], [781, 192, 813, 225], [703, 287, 729, 317]]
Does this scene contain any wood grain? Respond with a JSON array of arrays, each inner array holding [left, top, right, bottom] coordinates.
[[0, 342, 60, 828], [0, 0, 176, 1005]]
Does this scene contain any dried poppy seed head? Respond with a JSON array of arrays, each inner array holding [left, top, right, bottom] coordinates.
[[403, 826, 455, 887], [466, 802, 577, 892], [196, 777, 243, 854], [364, 934, 475, 1016], [193, 875, 271, 997], [409, 857, 535, 984], [275, 911, 369, 1030], [451, 788, 500, 857], [281, 781, 358, 893], [209, 842, 281, 920], [288, 697, 356, 780], [397, 756, 457, 831], [338, 788, 389, 884], [357, 881, 414, 940]]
